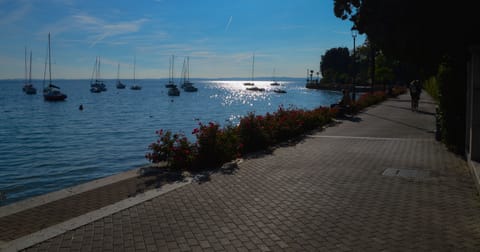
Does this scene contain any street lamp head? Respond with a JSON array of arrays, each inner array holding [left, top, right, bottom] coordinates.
[[351, 28, 358, 38]]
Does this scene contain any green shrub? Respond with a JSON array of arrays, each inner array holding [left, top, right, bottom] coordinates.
[[145, 130, 197, 171], [194, 122, 241, 168], [146, 101, 386, 171], [423, 76, 440, 102]]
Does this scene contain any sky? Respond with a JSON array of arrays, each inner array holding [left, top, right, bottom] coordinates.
[[0, 0, 365, 79]]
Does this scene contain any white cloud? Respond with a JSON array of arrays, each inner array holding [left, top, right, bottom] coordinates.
[[70, 14, 149, 47], [225, 16, 233, 32], [0, 0, 32, 26], [37, 13, 150, 48]]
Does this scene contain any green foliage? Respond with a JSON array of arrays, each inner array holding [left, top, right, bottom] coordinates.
[[145, 130, 197, 170], [423, 76, 439, 102], [374, 54, 394, 84], [437, 59, 466, 154], [194, 122, 241, 169], [146, 93, 392, 171], [351, 91, 387, 113], [320, 41, 413, 87], [146, 106, 338, 171], [237, 113, 271, 153], [320, 47, 351, 84], [333, 0, 474, 77], [321, 47, 350, 76]]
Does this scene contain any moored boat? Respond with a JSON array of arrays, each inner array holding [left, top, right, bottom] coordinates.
[[181, 56, 198, 92], [116, 63, 126, 89], [90, 57, 107, 93], [43, 33, 67, 101], [130, 55, 142, 90], [168, 85, 180, 96], [23, 48, 37, 94]]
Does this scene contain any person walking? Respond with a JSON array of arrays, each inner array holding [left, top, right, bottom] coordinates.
[[409, 80, 421, 111]]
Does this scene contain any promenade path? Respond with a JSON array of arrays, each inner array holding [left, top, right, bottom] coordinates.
[[1, 92, 480, 251]]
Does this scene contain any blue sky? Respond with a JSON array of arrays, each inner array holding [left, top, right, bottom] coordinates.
[[1, 0, 365, 79]]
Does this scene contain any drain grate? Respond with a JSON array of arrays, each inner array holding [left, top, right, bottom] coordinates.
[[382, 168, 430, 179]]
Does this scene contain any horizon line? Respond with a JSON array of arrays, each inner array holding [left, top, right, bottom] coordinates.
[[1, 76, 312, 81]]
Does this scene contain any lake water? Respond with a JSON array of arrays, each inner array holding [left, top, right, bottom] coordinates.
[[0, 78, 340, 206]]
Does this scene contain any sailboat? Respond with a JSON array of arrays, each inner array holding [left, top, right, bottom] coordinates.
[[90, 57, 107, 93], [43, 33, 67, 101], [165, 55, 176, 88], [23, 47, 37, 94], [166, 55, 180, 96], [243, 53, 255, 86], [244, 53, 265, 91], [270, 68, 286, 93], [270, 68, 280, 86], [181, 56, 197, 92], [130, 55, 142, 90], [273, 87, 286, 93], [168, 84, 180, 96], [116, 63, 126, 89]]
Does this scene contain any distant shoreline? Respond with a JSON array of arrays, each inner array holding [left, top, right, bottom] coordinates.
[[0, 77, 305, 82]]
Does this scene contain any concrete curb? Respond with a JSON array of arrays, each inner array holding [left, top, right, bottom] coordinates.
[[0, 177, 192, 252], [0, 168, 142, 218], [468, 160, 480, 195]]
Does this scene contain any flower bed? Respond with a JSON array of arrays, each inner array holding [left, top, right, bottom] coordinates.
[[146, 89, 405, 171]]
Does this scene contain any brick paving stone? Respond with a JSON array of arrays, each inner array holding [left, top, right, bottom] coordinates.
[[0, 171, 182, 242], [8, 92, 480, 251]]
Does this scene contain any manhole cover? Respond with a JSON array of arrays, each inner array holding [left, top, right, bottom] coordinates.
[[382, 168, 430, 179]]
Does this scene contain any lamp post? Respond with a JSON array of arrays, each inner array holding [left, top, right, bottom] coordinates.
[[351, 28, 358, 101]]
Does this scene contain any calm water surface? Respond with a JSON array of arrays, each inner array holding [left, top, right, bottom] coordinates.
[[0, 78, 340, 206]]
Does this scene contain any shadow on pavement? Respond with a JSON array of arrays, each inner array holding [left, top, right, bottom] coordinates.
[[363, 112, 434, 134]]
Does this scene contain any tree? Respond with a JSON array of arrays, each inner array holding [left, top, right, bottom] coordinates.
[[374, 54, 395, 89], [320, 47, 351, 84], [333, 1, 480, 76]]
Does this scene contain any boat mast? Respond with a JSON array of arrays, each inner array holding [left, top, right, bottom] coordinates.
[[97, 57, 101, 81], [187, 56, 189, 82], [168, 56, 171, 83], [182, 58, 185, 83], [29, 51, 32, 83], [251, 53, 255, 82], [133, 55, 136, 84], [24, 47, 28, 84], [91, 57, 96, 83], [48, 33, 52, 85], [43, 41, 48, 88]]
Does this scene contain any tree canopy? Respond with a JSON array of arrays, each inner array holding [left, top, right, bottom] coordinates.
[[332, 0, 480, 153], [333, 0, 480, 77], [320, 47, 350, 79]]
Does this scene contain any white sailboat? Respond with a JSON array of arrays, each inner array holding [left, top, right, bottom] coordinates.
[[167, 55, 180, 96], [165, 55, 176, 88], [23, 47, 37, 94], [181, 56, 197, 92], [130, 55, 142, 90], [270, 68, 286, 93], [244, 53, 265, 91], [90, 57, 107, 93], [43, 33, 67, 101], [270, 68, 280, 86], [243, 53, 255, 86], [116, 63, 126, 89]]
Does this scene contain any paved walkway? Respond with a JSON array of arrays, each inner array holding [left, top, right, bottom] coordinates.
[[1, 92, 480, 251]]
